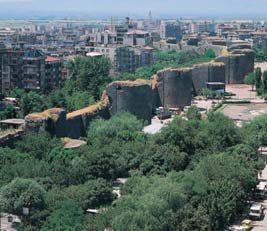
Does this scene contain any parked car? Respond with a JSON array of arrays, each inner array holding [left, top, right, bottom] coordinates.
[[240, 219, 253, 230], [255, 181, 267, 199], [249, 203, 264, 220]]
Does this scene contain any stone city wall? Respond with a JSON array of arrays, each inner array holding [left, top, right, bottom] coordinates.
[[154, 68, 193, 108], [215, 48, 255, 84], [106, 79, 153, 121], [192, 62, 225, 94], [66, 94, 110, 139], [23, 46, 254, 139], [0, 130, 24, 148]]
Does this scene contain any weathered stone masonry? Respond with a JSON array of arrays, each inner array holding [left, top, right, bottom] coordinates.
[[192, 62, 225, 94], [215, 49, 254, 84], [24, 47, 255, 139], [106, 80, 153, 121], [153, 68, 192, 108]]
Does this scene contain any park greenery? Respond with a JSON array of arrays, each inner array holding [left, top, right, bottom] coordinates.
[[0, 110, 266, 231], [254, 48, 267, 62]]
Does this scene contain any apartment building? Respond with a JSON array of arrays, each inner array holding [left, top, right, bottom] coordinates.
[[115, 46, 155, 73], [45, 56, 63, 93], [0, 48, 24, 94], [22, 49, 45, 91], [0, 46, 62, 95], [160, 22, 183, 42], [123, 30, 152, 46]]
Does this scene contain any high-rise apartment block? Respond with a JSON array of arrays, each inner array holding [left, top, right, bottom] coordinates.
[[0, 46, 63, 95], [160, 22, 182, 42]]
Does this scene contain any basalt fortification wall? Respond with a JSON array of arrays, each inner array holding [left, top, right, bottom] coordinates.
[[152, 68, 192, 108], [25, 96, 110, 139], [25, 80, 153, 139], [25, 108, 67, 137], [192, 62, 225, 94], [66, 94, 110, 139], [215, 48, 255, 84], [24, 46, 254, 139], [0, 130, 24, 148], [106, 80, 153, 121]]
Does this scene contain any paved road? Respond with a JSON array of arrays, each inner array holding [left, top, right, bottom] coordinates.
[[252, 165, 267, 231], [143, 117, 172, 134]]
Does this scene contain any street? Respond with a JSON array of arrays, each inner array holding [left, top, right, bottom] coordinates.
[[252, 165, 267, 231]]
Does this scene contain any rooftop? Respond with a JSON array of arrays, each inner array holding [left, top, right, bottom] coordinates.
[[45, 56, 62, 63], [86, 52, 103, 57], [125, 30, 149, 35], [63, 138, 87, 149]]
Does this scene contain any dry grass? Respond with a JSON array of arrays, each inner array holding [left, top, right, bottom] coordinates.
[[157, 67, 192, 75], [67, 94, 109, 119], [151, 75, 158, 89], [28, 108, 64, 120], [109, 79, 150, 87]]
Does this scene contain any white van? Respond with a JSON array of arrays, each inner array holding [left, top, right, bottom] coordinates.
[[249, 203, 264, 220], [255, 181, 267, 199]]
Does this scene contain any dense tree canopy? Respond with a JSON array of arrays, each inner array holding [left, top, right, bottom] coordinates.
[[0, 110, 265, 231]]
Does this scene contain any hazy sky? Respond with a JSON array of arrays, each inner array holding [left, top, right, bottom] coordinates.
[[1, 0, 267, 18]]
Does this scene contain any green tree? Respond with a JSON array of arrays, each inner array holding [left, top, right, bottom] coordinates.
[[48, 89, 68, 109], [40, 200, 85, 231], [185, 106, 201, 120], [19, 91, 47, 116], [204, 48, 216, 59], [0, 104, 17, 120], [241, 114, 267, 148], [87, 112, 145, 146], [66, 91, 95, 111], [254, 48, 267, 62], [255, 67, 262, 94], [177, 205, 212, 231], [10, 87, 25, 99], [244, 72, 256, 91], [0, 178, 46, 215], [15, 132, 61, 160], [63, 179, 113, 210], [67, 56, 111, 99], [263, 70, 267, 94]]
